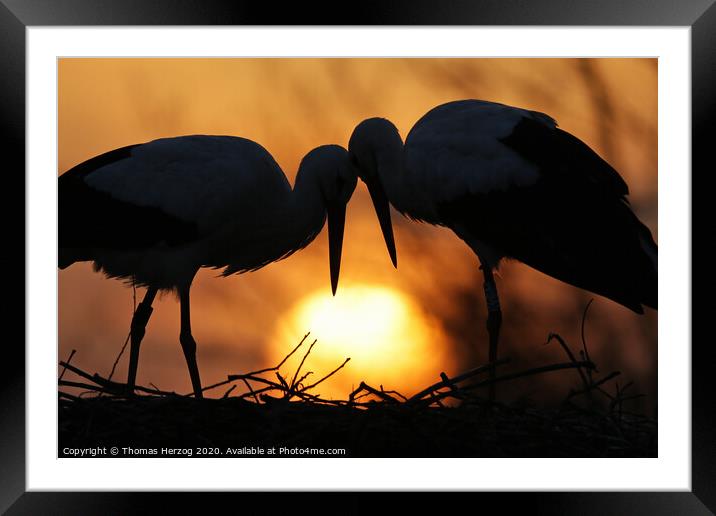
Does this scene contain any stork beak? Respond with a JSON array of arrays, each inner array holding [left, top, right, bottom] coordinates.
[[327, 201, 346, 296], [365, 177, 397, 268]]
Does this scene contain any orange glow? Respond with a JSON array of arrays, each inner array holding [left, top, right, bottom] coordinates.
[[272, 285, 448, 399], [58, 58, 657, 407]]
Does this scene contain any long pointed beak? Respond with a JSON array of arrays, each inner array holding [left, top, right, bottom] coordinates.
[[327, 201, 346, 296], [365, 177, 397, 268]]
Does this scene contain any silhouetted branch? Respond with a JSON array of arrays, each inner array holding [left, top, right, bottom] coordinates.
[[290, 338, 317, 390], [300, 358, 350, 393], [59, 349, 76, 381], [349, 381, 401, 404], [546, 333, 590, 391], [408, 358, 510, 403]]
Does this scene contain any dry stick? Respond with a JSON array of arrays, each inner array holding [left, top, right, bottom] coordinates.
[[294, 371, 314, 389], [581, 299, 595, 381], [107, 282, 138, 385], [275, 372, 289, 391], [567, 371, 621, 400], [242, 332, 311, 376], [222, 385, 237, 399], [427, 360, 595, 405], [205, 333, 318, 399], [546, 333, 590, 391], [350, 382, 400, 403], [429, 393, 445, 408], [92, 374, 178, 396], [348, 388, 374, 404], [58, 379, 161, 399], [300, 358, 350, 392], [381, 389, 408, 401], [196, 332, 311, 397], [241, 378, 260, 403], [149, 383, 162, 393], [58, 349, 76, 381], [595, 386, 615, 401], [59, 379, 106, 392], [291, 390, 354, 407], [233, 376, 283, 391], [408, 358, 510, 402], [59, 361, 103, 384], [59, 361, 178, 397], [107, 332, 131, 385], [290, 339, 317, 390], [225, 373, 287, 390], [236, 385, 274, 401], [204, 334, 313, 397], [190, 377, 235, 397], [581, 299, 594, 364], [440, 372, 458, 393]]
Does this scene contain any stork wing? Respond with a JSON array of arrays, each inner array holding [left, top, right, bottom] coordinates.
[[59, 144, 200, 262], [59, 136, 293, 266], [437, 116, 657, 313]]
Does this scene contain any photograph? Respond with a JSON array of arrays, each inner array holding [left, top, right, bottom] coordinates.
[[2, 0, 707, 509], [57, 57, 658, 459]]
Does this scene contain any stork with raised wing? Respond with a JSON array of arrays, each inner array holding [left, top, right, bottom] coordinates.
[[349, 99, 658, 399], [59, 135, 392, 398]]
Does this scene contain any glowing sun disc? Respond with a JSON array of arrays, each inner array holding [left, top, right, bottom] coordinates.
[[271, 284, 449, 399]]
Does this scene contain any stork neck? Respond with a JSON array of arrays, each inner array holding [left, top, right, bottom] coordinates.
[[289, 174, 328, 241], [375, 143, 407, 212]]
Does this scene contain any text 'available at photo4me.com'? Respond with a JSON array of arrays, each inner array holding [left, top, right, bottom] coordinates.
[[60, 445, 348, 458]]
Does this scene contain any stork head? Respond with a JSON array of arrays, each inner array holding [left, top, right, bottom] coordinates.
[[348, 118, 401, 269], [298, 145, 358, 296]]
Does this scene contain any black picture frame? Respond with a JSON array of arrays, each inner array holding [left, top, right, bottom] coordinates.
[[1, 0, 709, 512]]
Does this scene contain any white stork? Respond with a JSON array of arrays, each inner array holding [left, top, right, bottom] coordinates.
[[59, 135, 394, 398], [348, 99, 658, 400]]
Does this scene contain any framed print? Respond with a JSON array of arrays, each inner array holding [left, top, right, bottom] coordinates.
[[2, 0, 710, 512]]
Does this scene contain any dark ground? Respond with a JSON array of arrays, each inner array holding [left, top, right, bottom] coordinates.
[[59, 393, 656, 458], [58, 330, 657, 458]]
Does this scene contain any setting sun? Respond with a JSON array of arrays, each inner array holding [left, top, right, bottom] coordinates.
[[272, 285, 450, 399]]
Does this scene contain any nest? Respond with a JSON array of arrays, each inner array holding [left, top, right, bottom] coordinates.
[[58, 324, 657, 458]]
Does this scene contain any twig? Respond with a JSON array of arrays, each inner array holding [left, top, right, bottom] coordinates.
[[59, 360, 179, 397], [408, 358, 510, 402], [440, 372, 458, 393], [581, 299, 594, 364], [290, 339, 317, 390], [381, 389, 408, 402], [58, 391, 81, 401], [237, 333, 310, 377], [59, 361, 101, 383], [350, 382, 400, 403], [294, 371, 314, 389], [236, 385, 274, 401], [426, 360, 595, 405], [546, 333, 590, 391], [59, 379, 104, 392], [241, 378, 259, 403], [222, 385, 236, 399], [300, 358, 350, 392], [107, 282, 137, 384], [567, 371, 621, 400], [581, 299, 595, 379], [58, 349, 76, 381]]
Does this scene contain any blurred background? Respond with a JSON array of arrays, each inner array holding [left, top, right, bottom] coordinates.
[[58, 58, 657, 411]]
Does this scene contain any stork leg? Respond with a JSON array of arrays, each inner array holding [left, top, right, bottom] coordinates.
[[482, 267, 502, 402], [178, 284, 203, 399], [127, 286, 158, 395]]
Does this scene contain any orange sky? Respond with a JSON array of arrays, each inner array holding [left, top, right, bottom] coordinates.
[[58, 58, 657, 405]]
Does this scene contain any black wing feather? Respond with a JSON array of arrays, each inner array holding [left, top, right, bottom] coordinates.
[[438, 117, 657, 313], [59, 144, 200, 268]]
